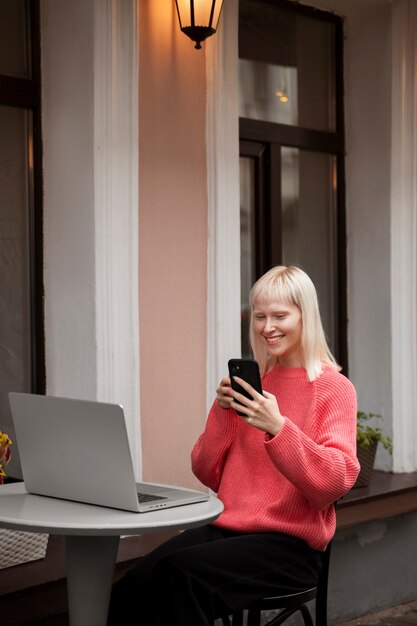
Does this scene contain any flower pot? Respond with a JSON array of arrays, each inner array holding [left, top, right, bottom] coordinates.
[[354, 440, 378, 488]]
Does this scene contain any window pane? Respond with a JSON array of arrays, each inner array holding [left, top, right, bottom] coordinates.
[[240, 156, 256, 358], [281, 147, 337, 349], [239, 61, 298, 126], [0, 0, 30, 78], [239, 0, 336, 131], [0, 105, 32, 478]]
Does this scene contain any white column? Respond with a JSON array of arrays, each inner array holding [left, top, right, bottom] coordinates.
[[94, 0, 141, 476], [205, 0, 241, 410], [391, 0, 417, 471], [42, 0, 141, 475]]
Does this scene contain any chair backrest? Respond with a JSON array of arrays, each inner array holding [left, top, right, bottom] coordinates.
[[315, 539, 332, 626], [219, 537, 333, 626]]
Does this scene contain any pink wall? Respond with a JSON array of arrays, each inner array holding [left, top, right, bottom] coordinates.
[[139, 1, 209, 488]]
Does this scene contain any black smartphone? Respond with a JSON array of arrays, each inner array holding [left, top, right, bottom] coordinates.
[[228, 359, 263, 417]]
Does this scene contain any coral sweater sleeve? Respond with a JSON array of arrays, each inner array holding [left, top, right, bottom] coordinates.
[[191, 404, 240, 493], [191, 365, 360, 551], [264, 371, 359, 510]]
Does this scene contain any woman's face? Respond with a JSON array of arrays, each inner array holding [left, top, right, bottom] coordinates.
[[252, 298, 303, 367]]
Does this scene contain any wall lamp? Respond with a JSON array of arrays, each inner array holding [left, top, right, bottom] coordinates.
[[175, 0, 224, 49]]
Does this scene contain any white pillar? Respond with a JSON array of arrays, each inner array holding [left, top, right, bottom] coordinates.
[[205, 0, 241, 409], [391, 0, 417, 472], [42, 0, 141, 475]]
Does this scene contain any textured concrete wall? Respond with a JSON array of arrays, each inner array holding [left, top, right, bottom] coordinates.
[[329, 512, 417, 622]]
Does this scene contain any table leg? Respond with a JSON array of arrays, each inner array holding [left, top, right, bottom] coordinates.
[[65, 535, 120, 626]]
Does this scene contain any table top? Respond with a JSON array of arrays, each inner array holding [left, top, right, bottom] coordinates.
[[0, 482, 224, 536]]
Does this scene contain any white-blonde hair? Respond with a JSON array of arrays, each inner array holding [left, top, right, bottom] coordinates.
[[249, 265, 340, 381]]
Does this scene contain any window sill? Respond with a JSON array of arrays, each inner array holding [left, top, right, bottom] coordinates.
[[337, 470, 417, 529]]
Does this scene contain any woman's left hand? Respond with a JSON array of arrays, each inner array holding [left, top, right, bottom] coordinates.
[[230, 376, 285, 437]]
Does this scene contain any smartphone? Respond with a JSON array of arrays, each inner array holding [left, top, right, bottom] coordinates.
[[228, 358, 263, 417]]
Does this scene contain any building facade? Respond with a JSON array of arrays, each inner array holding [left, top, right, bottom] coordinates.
[[1, 1, 417, 619]]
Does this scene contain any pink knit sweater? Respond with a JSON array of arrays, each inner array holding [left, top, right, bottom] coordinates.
[[191, 364, 360, 551]]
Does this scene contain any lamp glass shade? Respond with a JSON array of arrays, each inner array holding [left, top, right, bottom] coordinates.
[[175, 0, 223, 30]]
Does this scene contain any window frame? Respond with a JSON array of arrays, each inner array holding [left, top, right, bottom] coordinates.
[[239, 0, 348, 371], [0, 0, 45, 393]]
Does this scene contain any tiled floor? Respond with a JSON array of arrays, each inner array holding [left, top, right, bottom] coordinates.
[[335, 600, 417, 625]]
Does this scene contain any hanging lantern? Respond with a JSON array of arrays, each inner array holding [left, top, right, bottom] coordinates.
[[175, 0, 224, 50]]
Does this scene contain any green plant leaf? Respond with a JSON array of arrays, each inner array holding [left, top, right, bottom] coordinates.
[[356, 411, 393, 454]]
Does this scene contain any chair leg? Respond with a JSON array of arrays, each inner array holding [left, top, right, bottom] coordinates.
[[232, 612, 244, 626], [316, 591, 328, 626], [247, 609, 261, 626], [300, 605, 314, 626]]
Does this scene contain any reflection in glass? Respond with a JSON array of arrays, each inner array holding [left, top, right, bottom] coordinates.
[[0, 1, 30, 78], [240, 157, 256, 358], [281, 147, 337, 350], [239, 61, 298, 125], [239, 0, 336, 131]]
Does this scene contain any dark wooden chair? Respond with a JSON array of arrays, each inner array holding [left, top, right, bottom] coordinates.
[[220, 540, 332, 626]]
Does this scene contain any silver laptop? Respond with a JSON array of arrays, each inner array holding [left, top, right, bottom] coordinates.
[[8, 392, 210, 513]]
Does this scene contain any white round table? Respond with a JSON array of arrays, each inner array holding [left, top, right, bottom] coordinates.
[[0, 482, 223, 626]]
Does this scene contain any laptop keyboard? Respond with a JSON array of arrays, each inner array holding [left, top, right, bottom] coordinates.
[[137, 492, 168, 503]]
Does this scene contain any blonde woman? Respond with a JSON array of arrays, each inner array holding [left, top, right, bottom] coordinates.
[[107, 265, 359, 626]]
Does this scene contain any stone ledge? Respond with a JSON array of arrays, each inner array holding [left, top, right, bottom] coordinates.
[[337, 470, 417, 529]]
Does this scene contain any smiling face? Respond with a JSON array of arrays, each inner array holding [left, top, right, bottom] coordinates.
[[252, 299, 303, 367]]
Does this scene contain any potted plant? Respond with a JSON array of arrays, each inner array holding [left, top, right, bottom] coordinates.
[[0, 431, 12, 485], [354, 411, 393, 488], [0, 431, 49, 569]]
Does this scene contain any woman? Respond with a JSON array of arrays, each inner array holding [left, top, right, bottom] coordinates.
[[107, 265, 359, 625]]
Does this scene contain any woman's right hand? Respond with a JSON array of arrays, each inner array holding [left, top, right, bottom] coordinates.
[[216, 377, 233, 409]]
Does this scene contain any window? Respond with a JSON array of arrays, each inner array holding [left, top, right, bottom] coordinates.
[[0, 0, 43, 478], [239, 0, 346, 368]]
